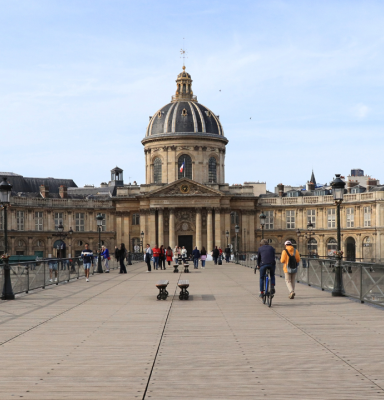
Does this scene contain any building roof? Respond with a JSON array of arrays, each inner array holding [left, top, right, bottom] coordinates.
[[145, 69, 224, 138], [1, 172, 77, 194]]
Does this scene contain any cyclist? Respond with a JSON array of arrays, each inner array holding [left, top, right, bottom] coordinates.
[[257, 239, 276, 298]]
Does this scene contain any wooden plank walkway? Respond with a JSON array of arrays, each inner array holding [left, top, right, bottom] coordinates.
[[0, 262, 384, 399]]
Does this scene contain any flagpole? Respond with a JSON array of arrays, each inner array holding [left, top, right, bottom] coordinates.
[[184, 158, 186, 178]]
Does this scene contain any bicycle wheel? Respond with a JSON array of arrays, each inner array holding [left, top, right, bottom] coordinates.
[[262, 277, 267, 304], [267, 277, 273, 307]]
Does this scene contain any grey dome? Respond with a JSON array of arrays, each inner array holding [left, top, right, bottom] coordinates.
[[146, 101, 224, 137]]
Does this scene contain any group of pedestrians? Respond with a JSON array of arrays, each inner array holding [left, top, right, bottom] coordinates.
[[257, 239, 301, 300]]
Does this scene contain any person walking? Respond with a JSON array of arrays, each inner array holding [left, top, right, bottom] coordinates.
[[81, 243, 93, 282], [166, 246, 173, 267], [256, 239, 276, 298], [145, 244, 152, 272], [224, 245, 231, 263], [159, 245, 166, 270], [152, 244, 160, 270], [114, 246, 120, 263], [200, 247, 207, 268], [192, 246, 200, 269], [181, 246, 187, 260], [173, 246, 179, 263], [119, 243, 127, 274], [280, 240, 301, 299], [101, 245, 110, 273], [212, 246, 220, 265]]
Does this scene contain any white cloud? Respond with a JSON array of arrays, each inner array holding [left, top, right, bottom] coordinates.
[[354, 103, 370, 119]]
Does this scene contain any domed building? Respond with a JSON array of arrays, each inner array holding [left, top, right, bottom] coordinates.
[[142, 66, 227, 185]]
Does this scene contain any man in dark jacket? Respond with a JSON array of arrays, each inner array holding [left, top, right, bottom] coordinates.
[[257, 239, 276, 298], [224, 246, 231, 263], [212, 247, 220, 265], [192, 246, 200, 269]]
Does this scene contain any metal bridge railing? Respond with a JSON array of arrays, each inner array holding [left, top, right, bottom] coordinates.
[[237, 251, 384, 308], [0, 255, 142, 297]]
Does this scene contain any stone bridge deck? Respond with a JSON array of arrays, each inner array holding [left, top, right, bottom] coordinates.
[[1, 262, 384, 399]]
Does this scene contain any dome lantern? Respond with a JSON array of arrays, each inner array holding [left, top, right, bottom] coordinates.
[[172, 66, 197, 102]]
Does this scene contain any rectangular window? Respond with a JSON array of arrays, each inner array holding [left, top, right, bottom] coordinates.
[[75, 213, 85, 232], [16, 211, 24, 231], [100, 213, 106, 232], [54, 212, 63, 231], [231, 212, 239, 225], [346, 208, 354, 228], [364, 206, 371, 227], [35, 211, 43, 231], [265, 211, 274, 229], [307, 209, 316, 228], [132, 213, 140, 226], [286, 210, 295, 229], [327, 209, 336, 228]]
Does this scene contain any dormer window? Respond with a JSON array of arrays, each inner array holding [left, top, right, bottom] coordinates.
[[181, 108, 188, 116], [287, 191, 300, 197], [205, 111, 212, 117], [158, 111, 163, 118]]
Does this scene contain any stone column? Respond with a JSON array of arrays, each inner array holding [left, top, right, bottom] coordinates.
[[196, 208, 202, 249], [140, 210, 148, 247], [10, 237, 15, 255], [149, 209, 156, 246], [249, 211, 255, 251], [241, 212, 248, 252], [28, 210, 33, 231], [224, 209, 231, 248], [67, 211, 73, 231], [215, 208, 222, 249], [116, 212, 122, 246], [123, 212, 130, 249], [158, 208, 164, 246], [207, 208, 213, 252], [47, 236, 52, 258], [164, 147, 169, 184], [169, 208, 175, 248], [28, 236, 33, 255], [47, 211, 52, 231]]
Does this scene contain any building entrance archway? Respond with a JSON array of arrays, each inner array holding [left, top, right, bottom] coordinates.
[[345, 237, 356, 261], [178, 235, 193, 257]]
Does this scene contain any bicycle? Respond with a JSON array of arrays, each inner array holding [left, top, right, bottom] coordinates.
[[256, 267, 274, 307]]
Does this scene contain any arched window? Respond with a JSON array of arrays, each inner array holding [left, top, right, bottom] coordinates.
[[178, 154, 192, 179], [153, 158, 162, 183], [308, 238, 318, 256], [208, 157, 217, 183], [327, 238, 337, 256]]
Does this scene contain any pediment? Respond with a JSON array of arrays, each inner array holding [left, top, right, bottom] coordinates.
[[146, 178, 223, 197]]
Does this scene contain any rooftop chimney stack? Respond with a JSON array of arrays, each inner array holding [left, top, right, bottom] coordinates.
[[277, 183, 284, 197], [40, 185, 49, 199], [59, 185, 67, 199]]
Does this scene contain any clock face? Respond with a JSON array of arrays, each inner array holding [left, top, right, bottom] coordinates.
[[180, 184, 190, 194]]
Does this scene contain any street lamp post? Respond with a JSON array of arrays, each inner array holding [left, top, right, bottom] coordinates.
[[331, 174, 346, 297], [0, 177, 15, 300], [259, 211, 267, 240], [96, 213, 104, 273], [68, 227, 73, 257], [225, 230, 229, 247], [235, 224, 239, 264], [306, 222, 315, 257], [140, 231, 145, 256], [296, 229, 302, 254]]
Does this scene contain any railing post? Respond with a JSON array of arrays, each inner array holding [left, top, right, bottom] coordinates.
[[77, 259, 80, 279], [321, 261, 324, 291], [43, 260, 46, 289], [360, 264, 364, 303], [56, 260, 59, 285], [307, 258, 310, 286], [26, 266, 29, 294]]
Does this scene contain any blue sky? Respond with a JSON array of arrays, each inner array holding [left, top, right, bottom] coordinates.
[[1, 0, 383, 189]]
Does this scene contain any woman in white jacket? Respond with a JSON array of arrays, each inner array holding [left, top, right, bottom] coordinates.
[[181, 246, 188, 259]]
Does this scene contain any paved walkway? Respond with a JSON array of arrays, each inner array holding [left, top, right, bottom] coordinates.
[[1, 262, 384, 399]]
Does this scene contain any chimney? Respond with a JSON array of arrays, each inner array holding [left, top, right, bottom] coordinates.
[[277, 183, 284, 197], [59, 185, 67, 199], [307, 182, 315, 191], [40, 185, 49, 198], [346, 180, 358, 194]]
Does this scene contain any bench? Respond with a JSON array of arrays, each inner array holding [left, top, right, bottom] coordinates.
[[156, 280, 169, 300], [173, 264, 179, 273], [178, 279, 189, 300], [183, 263, 189, 273]]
